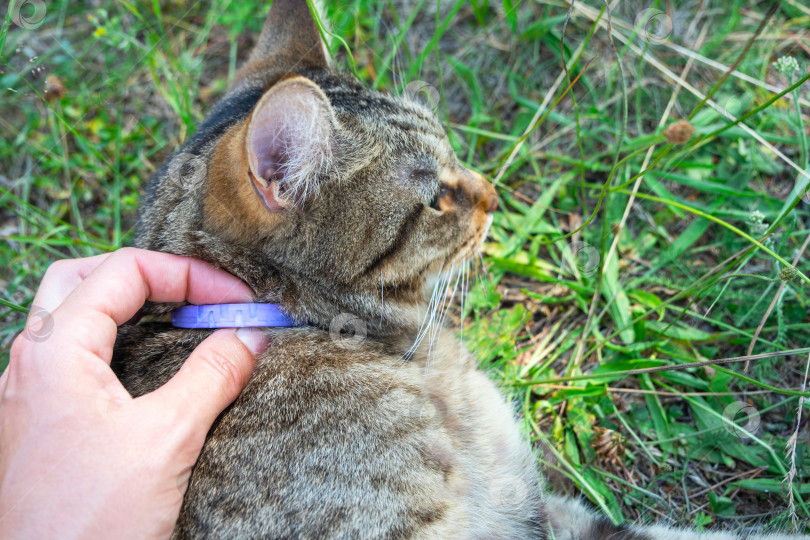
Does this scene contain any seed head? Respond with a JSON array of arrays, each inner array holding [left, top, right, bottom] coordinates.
[[780, 266, 798, 282], [44, 75, 65, 102], [663, 120, 694, 144]]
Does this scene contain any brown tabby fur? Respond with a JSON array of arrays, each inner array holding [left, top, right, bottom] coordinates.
[[111, 1, 806, 538]]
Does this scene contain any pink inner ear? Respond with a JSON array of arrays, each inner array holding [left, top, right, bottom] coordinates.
[[246, 82, 330, 212], [249, 104, 294, 183], [247, 93, 296, 186]]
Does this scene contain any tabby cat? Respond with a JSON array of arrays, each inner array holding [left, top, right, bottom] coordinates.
[[111, 1, 805, 538]]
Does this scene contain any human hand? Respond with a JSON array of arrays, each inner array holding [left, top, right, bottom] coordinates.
[[0, 248, 268, 539]]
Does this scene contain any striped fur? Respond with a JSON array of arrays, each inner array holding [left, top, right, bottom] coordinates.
[[112, 1, 807, 538]]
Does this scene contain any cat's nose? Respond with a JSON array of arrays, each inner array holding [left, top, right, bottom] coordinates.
[[480, 179, 498, 213], [470, 170, 498, 214]]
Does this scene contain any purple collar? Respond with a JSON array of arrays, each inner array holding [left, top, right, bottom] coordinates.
[[171, 303, 297, 329]]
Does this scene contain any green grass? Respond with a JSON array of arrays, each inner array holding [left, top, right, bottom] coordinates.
[[2, 0, 809, 532]]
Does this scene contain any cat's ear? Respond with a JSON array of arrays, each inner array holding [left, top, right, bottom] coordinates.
[[246, 76, 333, 212], [248, 0, 330, 69]]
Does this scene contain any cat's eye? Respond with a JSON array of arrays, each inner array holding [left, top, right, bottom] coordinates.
[[429, 185, 449, 209]]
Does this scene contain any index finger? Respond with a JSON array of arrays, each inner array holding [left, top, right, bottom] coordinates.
[[46, 248, 255, 362], [31, 253, 114, 314]]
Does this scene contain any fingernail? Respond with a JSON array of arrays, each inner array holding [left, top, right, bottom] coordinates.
[[236, 328, 268, 355]]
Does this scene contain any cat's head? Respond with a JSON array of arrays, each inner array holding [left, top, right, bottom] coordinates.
[[138, 0, 497, 336]]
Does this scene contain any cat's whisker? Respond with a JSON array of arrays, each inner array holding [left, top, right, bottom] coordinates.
[[383, 267, 448, 394], [432, 266, 461, 343], [422, 267, 452, 355], [419, 266, 454, 360], [477, 251, 489, 278], [420, 257, 473, 376], [385, 268, 450, 396], [459, 262, 466, 342], [418, 269, 448, 338], [395, 264, 447, 367], [425, 266, 455, 373], [425, 266, 462, 374], [472, 252, 492, 295], [459, 260, 469, 345], [379, 269, 385, 329]]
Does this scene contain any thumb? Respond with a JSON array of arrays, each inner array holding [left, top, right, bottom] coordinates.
[[146, 328, 268, 431]]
